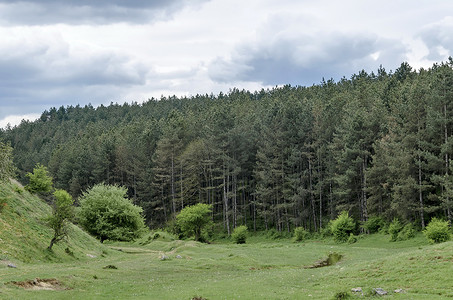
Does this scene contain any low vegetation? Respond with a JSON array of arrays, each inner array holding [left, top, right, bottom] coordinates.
[[0, 180, 107, 263], [330, 211, 356, 243], [424, 218, 451, 244], [293, 226, 309, 242], [1, 229, 452, 299], [1, 179, 453, 298], [231, 225, 248, 244]]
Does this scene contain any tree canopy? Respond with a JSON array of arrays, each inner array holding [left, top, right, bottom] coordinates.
[[176, 203, 212, 241], [78, 184, 145, 242], [2, 59, 453, 233], [0, 141, 15, 182], [25, 163, 53, 194]]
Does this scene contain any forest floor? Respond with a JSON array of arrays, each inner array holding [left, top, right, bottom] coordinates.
[[1, 233, 452, 299]]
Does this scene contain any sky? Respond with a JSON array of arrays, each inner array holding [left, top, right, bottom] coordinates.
[[1, 0, 453, 128]]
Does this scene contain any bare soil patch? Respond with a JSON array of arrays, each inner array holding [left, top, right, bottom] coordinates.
[[305, 252, 343, 269], [10, 278, 67, 290]]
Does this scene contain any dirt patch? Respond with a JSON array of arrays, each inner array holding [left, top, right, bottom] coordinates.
[[10, 278, 67, 290], [305, 252, 343, 269], [103, 264, 118, 269]]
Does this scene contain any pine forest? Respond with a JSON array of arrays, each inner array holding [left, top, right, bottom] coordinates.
[[1, 60, 453, 234]]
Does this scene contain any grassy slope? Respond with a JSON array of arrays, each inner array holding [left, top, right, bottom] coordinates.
[[0, 183, 451, 299], [0, 180, 107, 264], [0, 230, 452, 299]]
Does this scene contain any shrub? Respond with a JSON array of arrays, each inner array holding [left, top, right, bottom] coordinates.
[[78, 184, 145, 242], [321, 223, 332, 237], [266, 228, 281, 239], [347, 233, 357, 244], [176, 203, 213, 242], [332, 291, 351, 299], [424, 218, 451, 244], [362, 216, 385, 233], [232, 225, 248, 244], [397, 223, 416, 241], [388, 218, 403, 242], [293, 227, 309, 242], [330, 211, 356, 243], [13, 185, 24, 195]]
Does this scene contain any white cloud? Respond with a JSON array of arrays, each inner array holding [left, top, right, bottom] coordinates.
[[1, 0, 453, 121], [417, 16, 453, 61], [0, 114, 40, 129]]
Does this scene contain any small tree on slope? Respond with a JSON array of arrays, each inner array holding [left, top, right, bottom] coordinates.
[[46, 189, 74, 250]]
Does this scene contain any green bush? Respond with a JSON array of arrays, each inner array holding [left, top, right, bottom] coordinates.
[[332, 291, 351, 299], [13, 185, 24, 195], [397, 223, 416, 241], [78, 184, 145, 242], [424, 218, 451, 244], [232, 225, 248, 244], [176, 203, 213, 242], [330, 211, 356, 243], [265, 228, 291, 239], [293, 226, 309, 242], [388, 218, 403, 242], [347, 233, 357, 244], [362, 216, 385, 233], [321, 223, 332, 237]]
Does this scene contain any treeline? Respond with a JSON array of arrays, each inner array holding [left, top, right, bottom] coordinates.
[[1, 60, 452, 233]]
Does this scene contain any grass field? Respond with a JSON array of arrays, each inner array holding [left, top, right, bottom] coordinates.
[[1, 181, 452, 299], [1, 233, 452, 299]]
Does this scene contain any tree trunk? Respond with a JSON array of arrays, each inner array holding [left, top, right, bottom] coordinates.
[[308, 159, 318, 231], [171, 152, 176, 216], [48, 237, 56, 250], [418, 152, 425, 229], [318, 152, 322, 230], [361, 156, 368, 234], [180, 162, 184, 210], [223, 167, 230, 235], [444, 103, 451, 223]]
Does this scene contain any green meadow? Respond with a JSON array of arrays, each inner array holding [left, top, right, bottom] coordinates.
[[1, 234, 452, 299], [1, 181, 452, 299]]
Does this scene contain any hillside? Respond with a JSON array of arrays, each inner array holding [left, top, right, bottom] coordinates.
[[0, 231, 452, 299], [0, 180, 107, 264], [1, 61, 452, 234]]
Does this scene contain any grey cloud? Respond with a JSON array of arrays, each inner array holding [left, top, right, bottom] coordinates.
[[0, 39, 150, 120], [418, 17, 453, 61], [0, 0, 209, 25], [209, 33, 407, 86]]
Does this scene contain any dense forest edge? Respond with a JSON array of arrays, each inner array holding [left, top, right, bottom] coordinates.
[[1, 60, 453, 237]]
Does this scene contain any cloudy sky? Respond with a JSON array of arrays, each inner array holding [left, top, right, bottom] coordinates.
[[1, 0, 453, 128]]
